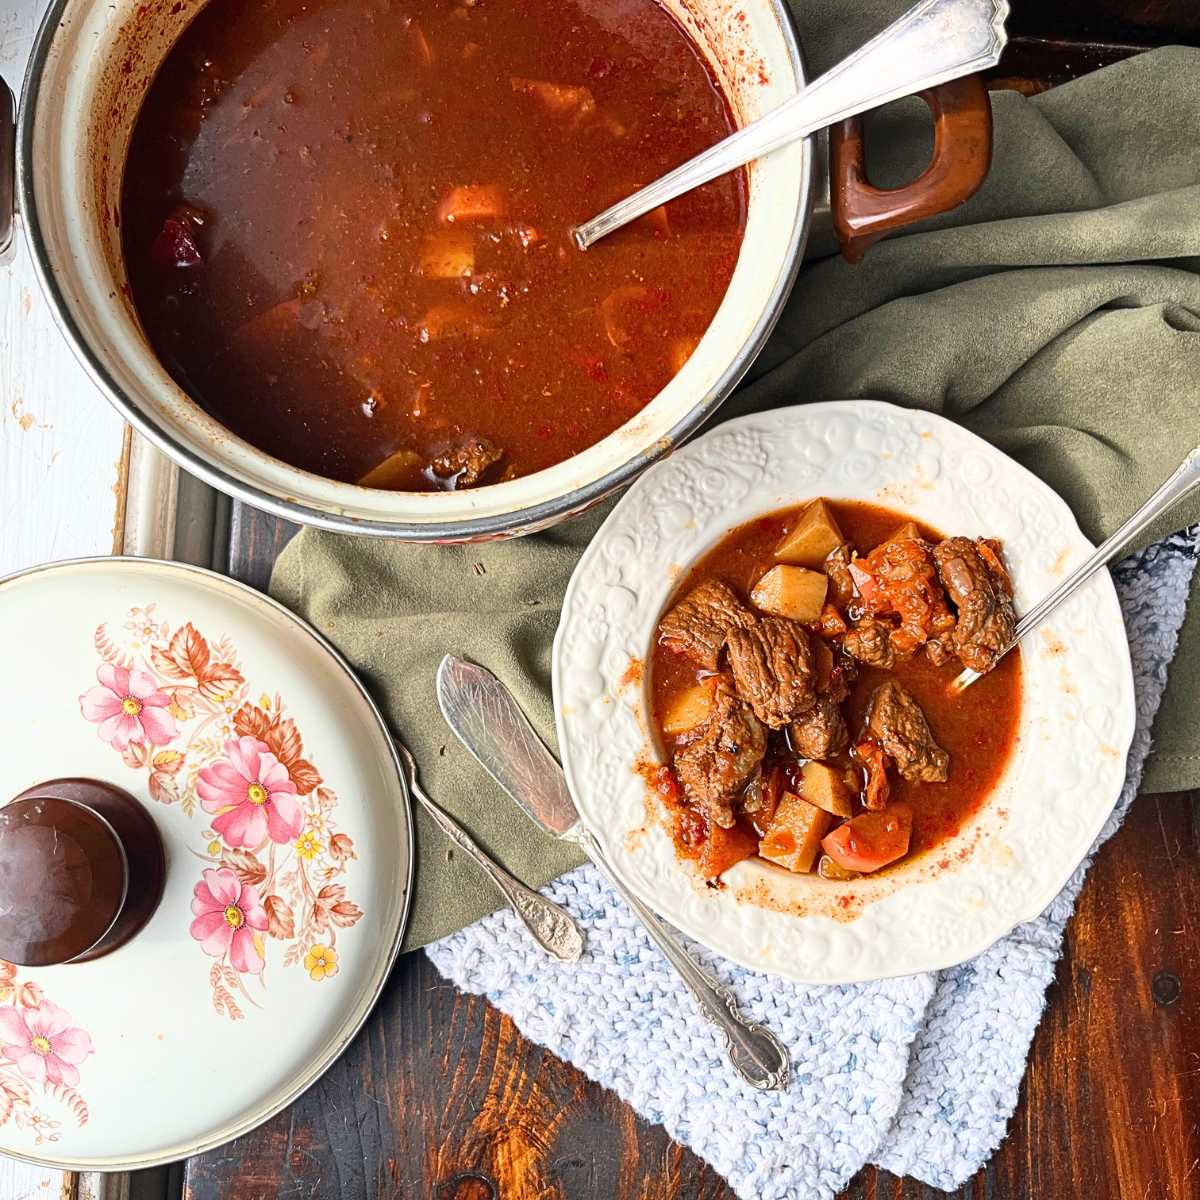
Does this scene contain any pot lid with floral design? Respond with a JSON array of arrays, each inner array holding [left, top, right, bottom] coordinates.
[[0, 558, 413, 1169]]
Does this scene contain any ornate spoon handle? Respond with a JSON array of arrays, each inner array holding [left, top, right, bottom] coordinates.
[[575, 826, 790, 1091], [394, 739, 585, 963]]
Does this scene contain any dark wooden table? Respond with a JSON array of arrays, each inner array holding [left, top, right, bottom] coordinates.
[[171, 5, 1200, 1194]]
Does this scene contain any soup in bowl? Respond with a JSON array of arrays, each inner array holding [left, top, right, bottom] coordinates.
[[121, 0, 750, 492]]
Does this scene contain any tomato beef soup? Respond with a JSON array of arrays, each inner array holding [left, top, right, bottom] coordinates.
[[121, 0, 747, 490]]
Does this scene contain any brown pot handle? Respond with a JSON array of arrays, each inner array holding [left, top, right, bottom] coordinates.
[[829, 74, 992, 265]]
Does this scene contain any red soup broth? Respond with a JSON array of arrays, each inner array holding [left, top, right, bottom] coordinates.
[[121, 0, 747, 489]]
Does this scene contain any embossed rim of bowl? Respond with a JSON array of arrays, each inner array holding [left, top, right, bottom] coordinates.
[[552, 400, 1136, 984]]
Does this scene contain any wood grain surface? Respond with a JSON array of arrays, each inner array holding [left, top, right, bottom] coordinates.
[[180, 771, 1199, 1200]]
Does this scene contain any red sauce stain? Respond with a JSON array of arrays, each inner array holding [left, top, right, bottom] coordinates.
[[620, 656, 644, 688]]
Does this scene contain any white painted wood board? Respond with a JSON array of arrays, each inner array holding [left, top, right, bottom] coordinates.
[[0, 0, 131, 578]]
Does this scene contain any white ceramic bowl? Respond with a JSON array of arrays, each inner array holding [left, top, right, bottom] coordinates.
[[553, 400, 1135, 983]]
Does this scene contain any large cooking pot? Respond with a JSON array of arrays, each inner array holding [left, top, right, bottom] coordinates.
[[3, 0, 998, 541]]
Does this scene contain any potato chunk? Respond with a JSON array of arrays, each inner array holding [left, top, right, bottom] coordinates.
[[416, 303, 495, 342], [420, 230, 475, 279], [660, 683, 713, 736], [751, 565, 828, 623], [759, 792, 831, 874], [800, 760, 853, 818], [357, 448, 423, 489], [700, 820, 758, 879], [774, 499, 845, 567], [668, 334, 700, 375], [436, 185, 506, 225], [510, 78, 597, 123]]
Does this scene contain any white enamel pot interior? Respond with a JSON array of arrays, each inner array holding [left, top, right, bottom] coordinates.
[[17, 0, 812, 541]]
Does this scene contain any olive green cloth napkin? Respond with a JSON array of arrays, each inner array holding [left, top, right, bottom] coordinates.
[[272, 31, 1200, 951]]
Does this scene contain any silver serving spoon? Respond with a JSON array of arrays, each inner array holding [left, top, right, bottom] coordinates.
[[951, 445, 1200, 693], [392, 737, 585, 962], [573, 0, 1008, 249]]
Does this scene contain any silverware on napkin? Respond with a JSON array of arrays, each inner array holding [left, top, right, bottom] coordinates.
[[435, 654, 790, 1092], [392, 737, 584, 962]]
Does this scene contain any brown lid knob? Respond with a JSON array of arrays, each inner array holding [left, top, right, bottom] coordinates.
[[1, 779, 166, 966]]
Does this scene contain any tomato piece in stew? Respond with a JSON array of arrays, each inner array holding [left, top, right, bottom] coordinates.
[[121, 0, 747, 489]]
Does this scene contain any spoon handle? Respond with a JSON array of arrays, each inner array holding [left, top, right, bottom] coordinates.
[[573, 825, 790, 1091], [395, 740, 586, 963], [953, 445, 1200, 690], [573, 0, 1008, 248]]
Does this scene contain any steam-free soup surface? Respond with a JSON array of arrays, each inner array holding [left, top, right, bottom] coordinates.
[[122, 0, 746, 489]]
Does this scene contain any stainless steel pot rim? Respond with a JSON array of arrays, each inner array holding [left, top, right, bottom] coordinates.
[[15, 0, 813, 541]]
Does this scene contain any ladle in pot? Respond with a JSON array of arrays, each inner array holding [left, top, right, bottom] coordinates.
[[573, 0, 1009, 249]]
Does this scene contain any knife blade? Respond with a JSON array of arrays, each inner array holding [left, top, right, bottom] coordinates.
[[435, 655, 581, 839]]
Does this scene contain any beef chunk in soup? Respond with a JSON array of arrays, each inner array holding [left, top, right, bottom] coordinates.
[[673, 677, 766, 828], [933, 537, 1017, 674], [843, 617, 896, 670], [725, 616, 817, 729], [865, 681, 949, 783], [790, 696, 849, 761], [657, 579, 754, 671], [823, 542, 857, 611], [924, 631, 955, 667], [429, 437, 504, 489]]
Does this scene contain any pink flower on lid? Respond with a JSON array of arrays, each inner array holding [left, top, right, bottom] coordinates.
[[198, 736, 301, 849], [79, 664, 177, 751], [0, 1002, 94, 1088], [189, 867, 268, 974]]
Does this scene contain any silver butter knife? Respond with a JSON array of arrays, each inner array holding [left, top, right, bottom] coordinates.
[[435, 654, 790, 1092]]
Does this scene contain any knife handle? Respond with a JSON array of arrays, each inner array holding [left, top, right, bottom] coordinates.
[[396, 739, 585, 963], [419, 787, 584, 962], [575, 828, 790, 1091]]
